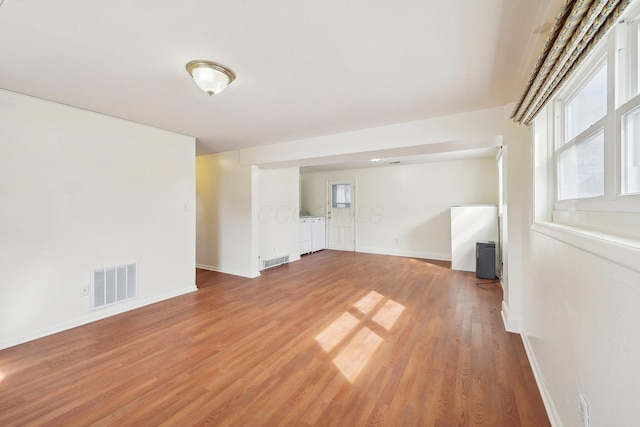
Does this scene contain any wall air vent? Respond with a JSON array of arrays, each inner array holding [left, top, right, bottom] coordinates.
[[91, 263, 138, 310], [263, 255, 289, 270]]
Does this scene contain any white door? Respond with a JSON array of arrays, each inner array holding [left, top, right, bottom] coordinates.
[[327, 178, 355, 251]]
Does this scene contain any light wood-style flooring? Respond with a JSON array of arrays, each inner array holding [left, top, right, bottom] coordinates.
[[0, 250, 549, 426]]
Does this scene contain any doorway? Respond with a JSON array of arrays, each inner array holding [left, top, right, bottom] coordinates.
[[327, 178, 355, 251]]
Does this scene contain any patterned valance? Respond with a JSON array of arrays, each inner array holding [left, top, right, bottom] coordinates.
[[512, 0, 633, 125]]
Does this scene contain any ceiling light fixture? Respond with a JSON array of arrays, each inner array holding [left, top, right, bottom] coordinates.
[[186, 60, 235, 96]]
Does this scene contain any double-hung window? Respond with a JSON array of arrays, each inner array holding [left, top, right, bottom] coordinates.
[[556, 60, 607, 201], [535, 7, 640, 240], [622, 104, 640, 194], [620, 17, 640, 196]]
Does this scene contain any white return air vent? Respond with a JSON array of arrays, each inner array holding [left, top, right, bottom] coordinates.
[[263, 255, 289, 270], [91, 263, 138, 310]]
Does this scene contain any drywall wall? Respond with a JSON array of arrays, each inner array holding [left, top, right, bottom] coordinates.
[[239, 106, 506, 167], [0, 90, 196, 349], [258, 167, 301, 269], [500, 117, 532, 332], [450, 205, 498, 272], [506, 111, 640, 425], [196, 151, 260, 278], [300, 158, 498, 260]]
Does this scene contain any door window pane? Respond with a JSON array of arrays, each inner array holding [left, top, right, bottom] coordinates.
[[332, 184, 351, 208], [622, 106, 640, 194], [558, 129, 605, 200], [565, 62, 607, 142]]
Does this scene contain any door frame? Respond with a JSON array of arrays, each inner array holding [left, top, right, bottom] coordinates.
[[326, 177, 356, 251]]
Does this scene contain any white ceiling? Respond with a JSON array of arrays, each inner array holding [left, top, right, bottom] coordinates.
[[0, 0, 562, 160]]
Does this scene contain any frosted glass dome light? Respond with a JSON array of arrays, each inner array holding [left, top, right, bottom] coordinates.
[[186, 60, 235, 96]]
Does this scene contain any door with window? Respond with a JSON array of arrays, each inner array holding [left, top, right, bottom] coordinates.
[[327, 178, 355, 251]]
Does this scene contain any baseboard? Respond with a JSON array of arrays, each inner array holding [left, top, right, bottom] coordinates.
[[521, 334, 562, 427], [0, 284, 198, 350], [196, 263, 223, 272], [501, 300, 522, 333], [196, 263, 260, 278], [355, 246, 451, 262]]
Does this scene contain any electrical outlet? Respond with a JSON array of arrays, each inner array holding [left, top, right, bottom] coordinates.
[[579, 393, 590, 427], [80, 286, 89, 297]]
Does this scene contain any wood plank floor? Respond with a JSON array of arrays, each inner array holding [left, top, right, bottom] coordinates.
[[0, 251, 549, 426]]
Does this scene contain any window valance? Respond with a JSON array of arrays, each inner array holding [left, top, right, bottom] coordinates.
[[512, 0, 632, 125]]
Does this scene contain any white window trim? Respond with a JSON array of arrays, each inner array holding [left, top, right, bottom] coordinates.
[[531, 221, 640, 274], [534, 107, 640, 275], [531, 4, 640, 272], [547, 14, 640, 213], [554, 48, 610, 209], [617, 98, 640, 197]]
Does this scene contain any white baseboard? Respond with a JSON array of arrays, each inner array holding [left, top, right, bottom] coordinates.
[[0, 284, 198, 350], [196, 263, 222, 272], [355, 246, 451, 262], [521, 334, 562, 427], [501, 300, 522, 333], [196, 263, 260, 278]]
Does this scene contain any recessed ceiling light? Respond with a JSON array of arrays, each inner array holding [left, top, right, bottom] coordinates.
[[371, 158, 381, 162]]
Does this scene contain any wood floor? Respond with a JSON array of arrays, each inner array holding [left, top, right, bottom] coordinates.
[[0, 250, 549, 426]]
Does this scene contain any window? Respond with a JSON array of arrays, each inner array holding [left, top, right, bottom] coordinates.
[[535, 11, 640, 238], [558, 129, 605, 200], [622, 105, 640, 194], [565, 62, 607, 143], [557, 61, 607, 201], [332, 184, 351, 208]]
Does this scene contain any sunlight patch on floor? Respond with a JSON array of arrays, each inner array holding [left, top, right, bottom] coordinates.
[[315, 290, 406, 383], [0, 370, 5, 383], [315, 312, 359, 353], [332, 328, 382, 383], [353, 290, 384, 315], [371, 299, 405, 330]]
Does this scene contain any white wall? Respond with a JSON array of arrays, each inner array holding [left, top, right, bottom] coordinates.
[[450, 205, 498, 272], [300, 158, 498, 260], [239, 107, 506, 167], [196, 151, 260, 278], [0, 90, 196, 349], [500, 116, 532, 332], [258, 167, 301, 268], [506, 113, 640, 425], [526, 232, 640, 426]]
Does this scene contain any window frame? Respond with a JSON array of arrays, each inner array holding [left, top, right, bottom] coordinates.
[[560, 59, 608, 148], [618, 98, 640, 197], [331, 183, 352, 209], [530, 4, 640, 272], [548, 18, 640, 214]]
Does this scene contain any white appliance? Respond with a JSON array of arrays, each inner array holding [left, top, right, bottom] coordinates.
[[300, 216, 326, 254]]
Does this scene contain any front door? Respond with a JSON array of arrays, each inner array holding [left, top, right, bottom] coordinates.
[[327, 178, 355, 251]]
